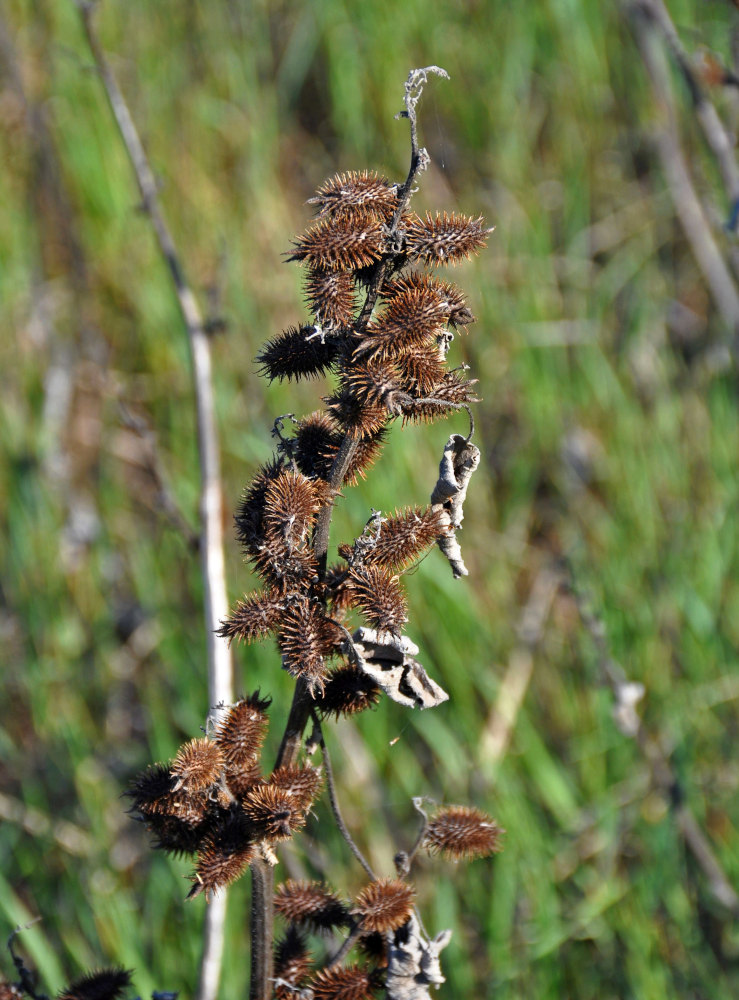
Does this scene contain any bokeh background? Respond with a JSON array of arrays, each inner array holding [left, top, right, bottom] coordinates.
[[2, 1, 739, 997]]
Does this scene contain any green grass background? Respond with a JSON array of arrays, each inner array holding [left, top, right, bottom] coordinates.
[[2, 0, 739, 997]]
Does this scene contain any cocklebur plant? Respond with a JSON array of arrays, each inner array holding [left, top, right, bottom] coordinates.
[[126, 66, 502, 1000]]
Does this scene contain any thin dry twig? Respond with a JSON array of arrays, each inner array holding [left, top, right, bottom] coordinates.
[[311, 712, 377, 880], [564, 559, 739, 918], [76, 8, 233, 1000], [628, 2, 739, 353], [639, 0, 739, 211]]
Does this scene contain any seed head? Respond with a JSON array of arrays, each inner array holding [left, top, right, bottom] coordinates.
[[171, 738, 224, 793], [274, 880, 350, 932], [57, 969, 132, 1000], [423, 805, 504, 861], [353, 878, 415, 933]]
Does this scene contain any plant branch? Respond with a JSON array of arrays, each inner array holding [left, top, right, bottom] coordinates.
[[77, 8, 233, 1000], [637, 0, 739, 213], [563, 557, 739, 917], [311, 712, 377, 880], [628, 2, 739, 353]]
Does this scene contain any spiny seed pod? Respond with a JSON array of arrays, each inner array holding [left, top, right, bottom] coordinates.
[[256, 325, 340, 382], [274, 927, 312, 999], [188, 812, 256, 899], [342, 430, 388, 484], [243, 783, 307, 841], [317, 664, 381, 719], [423, 805, 504, 861], [308, 170, 398, 220], [394, 340, 448, 396], [234, 459, 284, 556], [355, 286, 451, 361], [224, 761, 264, 801], [287, 215, 385, 272], [274, 880, 350, 932], [214, 692, 271, 765], [171, 738, 224, 793], [268, 765, 323, 810], [305, 269, 357, 328], [293, 411, 343, 480], [126, 762, 176, 811], [217, 588, 284, 644], [382, 272, 475, 328], [127, 764, 212, 830], [405, 211, 491, 266], [251, 539, 318, 591], [353, 878, 415, 934], [310, 964, 379, 1000], [365, 506, 448, 572], [145, 812, 210, 857], [344, 361, 403, 414], [278, 602, 342, 692], [357, 931, 388, 968], [325, 386, 390, 441], [57, 968, 132, 1000], [401, 371, 480, 425], [347, 564, 408, 635], [263, 471, 321, 549]]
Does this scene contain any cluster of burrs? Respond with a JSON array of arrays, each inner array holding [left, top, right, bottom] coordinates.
[[128, 693, 323, 899]]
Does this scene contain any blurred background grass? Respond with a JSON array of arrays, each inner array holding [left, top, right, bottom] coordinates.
[[2, 0, 739, 997]]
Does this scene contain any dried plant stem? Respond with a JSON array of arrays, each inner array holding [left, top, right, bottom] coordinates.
[[249, 858, 274, 1000], [564, 559, 739, 917], [312, 713, 377, 880], [629, 2, 739, 349], [638, 0, 739, 208], [77, 8, 233, 1000], [325, 923, 364, 971]]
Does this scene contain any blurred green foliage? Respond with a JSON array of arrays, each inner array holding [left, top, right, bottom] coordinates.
[[2, 1, 739, 997]]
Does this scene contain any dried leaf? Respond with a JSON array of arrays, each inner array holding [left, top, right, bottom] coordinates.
[[352, 627, 448, 709]]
